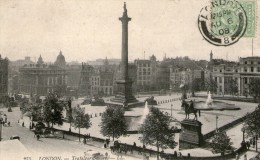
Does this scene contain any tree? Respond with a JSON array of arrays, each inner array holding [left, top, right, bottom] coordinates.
[[205, 78, 218, 94], [72, 105, 91, 142], [139, 107, 176, 160], [42, 93, 64, 128], [67, 99, 73, 132], [226, 79, 238, 96], [100, 106, 127, 141], [243, 105, 260, 151], [249, 78, 260, 102], [190, 78, 202, 96], [211, 131, 233, 156]]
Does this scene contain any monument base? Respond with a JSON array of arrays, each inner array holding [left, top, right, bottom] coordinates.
[[106, 101, 144, 108], [179, 119, 204, 149]]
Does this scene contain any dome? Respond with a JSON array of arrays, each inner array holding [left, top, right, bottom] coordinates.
[[55, 51, 66, 68], [37, 55, 44, 65]]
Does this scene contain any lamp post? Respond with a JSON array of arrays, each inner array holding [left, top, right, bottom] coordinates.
[[216, 115, 218, 132], [76, 115, 82, 142], [241, 127, 245, 142], [0, 118, 3, 141], [171, 104, 173, 117], [51, 109, 55, 128]]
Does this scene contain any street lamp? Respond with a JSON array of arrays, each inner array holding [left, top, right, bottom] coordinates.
[[76, 115, 82, 142], [0, 117, 3, 141], [215, 115, 219, 132], [241, 127, 245, 142], [171, 104, 173, 117]]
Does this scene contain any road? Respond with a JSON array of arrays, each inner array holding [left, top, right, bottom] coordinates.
[[1, 107, 140, 160]]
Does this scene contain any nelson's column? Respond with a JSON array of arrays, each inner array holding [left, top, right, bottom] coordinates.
[[110, 2, 143, 107]]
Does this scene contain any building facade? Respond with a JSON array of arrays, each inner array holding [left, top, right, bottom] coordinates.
[[134, 55, 157, 91], [19, 55, 67, 96], [212, 55, 260, 96], [170, 66, 204, 91], [0, 55, 8, 100]]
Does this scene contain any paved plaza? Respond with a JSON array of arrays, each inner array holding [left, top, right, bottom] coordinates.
[[31, 94, 259, 157], [5, 93, 258, 159]]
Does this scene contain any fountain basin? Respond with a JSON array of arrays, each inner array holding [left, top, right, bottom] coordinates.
[[194, 101, 240, 111]]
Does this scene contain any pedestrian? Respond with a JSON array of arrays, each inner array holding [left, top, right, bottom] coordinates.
[[244, 154, 247, 160], [104, 143, 107, 148], [236, 153, 239, 160], [83, 137, 86, 145], [246, 141, 250, 150], [253, 139, 256, 148], [133, 142, 136, 147], [8, 121, 10, 126], [22, 122, 24, 127], [37, 134, 40, 140], [173, 151, 177, 158], [105, 152, 108, 159], [178, 152, 182, 158]]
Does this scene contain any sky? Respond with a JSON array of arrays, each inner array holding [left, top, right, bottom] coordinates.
[[0, 0, 259, 63]]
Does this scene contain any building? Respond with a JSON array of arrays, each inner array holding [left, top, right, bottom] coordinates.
[[79, 59, 117, 97], [19, 55, 67, 96], [211, 52, 260, 96], [99, 58, 115, 96], [66, 64, 81, 96], [170, 66, 204, 91], [78, 63, 94, 96], [134, 55, 158, 92], [0, 55, 8, 100], [54, 51, 66, 69]]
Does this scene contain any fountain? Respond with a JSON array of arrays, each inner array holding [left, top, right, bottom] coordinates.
[[206, 91, 213, 106], [139, 101, 149, 125], [125, 101, 150, 132], [194, 91, 240, 111]]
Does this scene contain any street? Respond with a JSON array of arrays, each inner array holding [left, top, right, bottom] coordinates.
[[1, 107, 140, 159]]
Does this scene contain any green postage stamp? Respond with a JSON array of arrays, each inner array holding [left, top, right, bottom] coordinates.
[[198, 0, 256, 46]]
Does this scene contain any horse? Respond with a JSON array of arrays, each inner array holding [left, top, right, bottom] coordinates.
[[181, 100, 198, 120]]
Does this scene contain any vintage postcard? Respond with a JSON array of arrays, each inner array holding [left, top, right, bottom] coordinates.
[[0, 0, 260, 160]]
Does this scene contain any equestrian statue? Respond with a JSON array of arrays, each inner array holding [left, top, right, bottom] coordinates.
[[181, 100, 198, 120]]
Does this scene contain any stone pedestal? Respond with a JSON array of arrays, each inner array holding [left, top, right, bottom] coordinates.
[[179, 119, 204, 149]]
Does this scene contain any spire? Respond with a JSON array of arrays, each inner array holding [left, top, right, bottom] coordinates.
[[104, 57, 109, 66]]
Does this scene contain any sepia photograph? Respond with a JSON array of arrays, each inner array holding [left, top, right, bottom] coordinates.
[[0, 0, 260, 159]]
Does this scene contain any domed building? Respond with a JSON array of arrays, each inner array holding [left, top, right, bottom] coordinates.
[[55, 51, 66, 68], [19, 54, 67, 96]]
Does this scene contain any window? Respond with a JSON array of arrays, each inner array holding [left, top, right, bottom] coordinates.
[[244, 68, 247, 72], [215, 77, 217, 82], [220, 69, 222, 72], [251, 61, 254, 64], [258, 67, 260, 72], [245, 78, 248, 84], [219, 77, 222, 83], [235, 69, 238, 73], [251, 67, 254, 72], [245, 61, 247, 64]]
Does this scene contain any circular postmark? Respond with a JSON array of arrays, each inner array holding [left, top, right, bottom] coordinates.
[[198, 0, 247, 46]]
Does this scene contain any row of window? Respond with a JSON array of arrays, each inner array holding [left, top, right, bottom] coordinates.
[[243, 61, 260, 65], [137, 63, 151, 67]]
